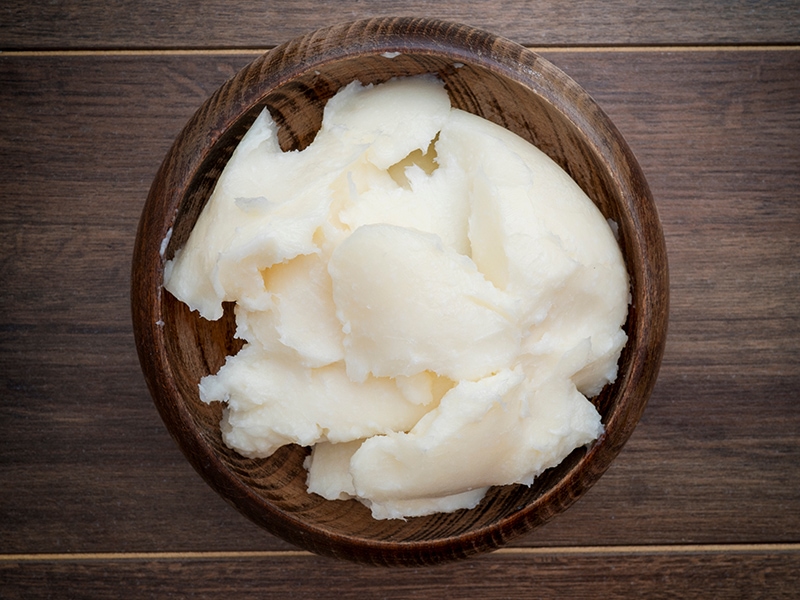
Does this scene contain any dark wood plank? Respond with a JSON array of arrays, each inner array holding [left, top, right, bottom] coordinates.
[[2, 549, 799, 598], [1, 50, 798, 555], [1, 1, 799, 50]]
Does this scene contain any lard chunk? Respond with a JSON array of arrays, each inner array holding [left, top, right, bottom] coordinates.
[[328, 223, 520, 383], [234, 253, 344, 368], [200, 344, 429, 458]]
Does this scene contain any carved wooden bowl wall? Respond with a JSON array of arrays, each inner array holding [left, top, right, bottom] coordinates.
[[131, 17, 669, 566]]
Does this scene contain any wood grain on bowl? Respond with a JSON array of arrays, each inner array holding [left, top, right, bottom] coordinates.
[[131, 17, 668, 566]]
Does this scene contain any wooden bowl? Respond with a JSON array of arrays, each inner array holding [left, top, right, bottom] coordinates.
[[131, 17, 668, 566]]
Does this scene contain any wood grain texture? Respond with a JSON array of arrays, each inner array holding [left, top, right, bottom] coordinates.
[[1, 0, 799, 50], [2, 549, 799, 598], [1, 37, 799, 583]]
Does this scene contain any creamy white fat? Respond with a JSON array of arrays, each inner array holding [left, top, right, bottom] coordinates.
[[164, 75, 629, 520]]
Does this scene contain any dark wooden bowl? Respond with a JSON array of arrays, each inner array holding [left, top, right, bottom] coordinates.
[[131, 17, 668, 566]]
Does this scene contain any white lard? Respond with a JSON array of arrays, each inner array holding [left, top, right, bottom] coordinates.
[[164, 75, 629, 520]]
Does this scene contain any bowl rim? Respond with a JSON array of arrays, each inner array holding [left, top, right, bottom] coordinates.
[[131, 16, 669, 566]]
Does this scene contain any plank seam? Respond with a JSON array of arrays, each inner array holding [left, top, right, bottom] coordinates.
[[3, 544, 799, 562], [1, 45, 799, 57]]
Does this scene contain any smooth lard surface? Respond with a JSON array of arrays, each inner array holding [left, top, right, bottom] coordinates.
[[164, 75, 629, 520]]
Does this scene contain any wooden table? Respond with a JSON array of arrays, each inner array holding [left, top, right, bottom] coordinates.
[[2, 3, 798, 597]]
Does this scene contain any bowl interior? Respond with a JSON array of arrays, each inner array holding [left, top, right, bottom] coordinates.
[[135, 18, 668, 566]]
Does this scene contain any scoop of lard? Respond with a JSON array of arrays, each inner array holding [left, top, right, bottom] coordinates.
[[164, 75, 628, 520]]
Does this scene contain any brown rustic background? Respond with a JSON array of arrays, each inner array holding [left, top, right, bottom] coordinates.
[[1, 1, 799, 597]]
